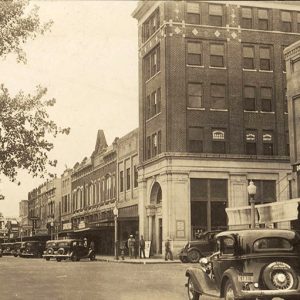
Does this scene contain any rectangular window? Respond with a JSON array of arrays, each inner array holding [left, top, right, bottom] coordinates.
[[252, 180, 276, 203], [241, 7, 253, 29], [188, 83, 203, 108], [146, 136, 151, 159], [244, 86, 256, 111], [261, 87, 272, 112], [133, 166, 138, 188], [258, 9, 269, 30], [120, 171, 124, 193], [210, 44, 224, 67], [152, 133, 158, 157], [157, 88, 161, 113], [187, 2, 200, 24], [144, 56, 151, 81], [259, 47, 271, 71], [146, 95, 151, 119], [151, 91, 157, 116], [142, 9, 160, 42], [126, 168, 130, 190], [212, 129, 226, 154], [151, 51, 157, 77], [281, 11, 292, 32], [263, 131, 274, 155], [245, 130, 257, 155], [211, 84, 226, 109], [145, 46, 160, 80], [157, 130, 162, 154], [243, 46, 255, 69], [187, 42, 202, 66], [189, 127, 203, 153], [209, 4, 223, 26], [297, 13, 300, 33]]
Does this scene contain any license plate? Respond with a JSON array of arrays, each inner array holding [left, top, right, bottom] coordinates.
[[238, 275, 254, 282]]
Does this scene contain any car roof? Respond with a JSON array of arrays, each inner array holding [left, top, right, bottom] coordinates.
[[46, 239, 82, 243], [216, 229, 298, 240]]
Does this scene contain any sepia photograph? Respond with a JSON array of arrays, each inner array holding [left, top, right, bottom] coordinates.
[[1, 0, 300, 299]]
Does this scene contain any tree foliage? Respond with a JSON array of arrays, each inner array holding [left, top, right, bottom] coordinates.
[[0, 1, 70, 195]]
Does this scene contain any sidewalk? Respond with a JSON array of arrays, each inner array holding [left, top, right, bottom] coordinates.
[[95, 255, 181, 264]]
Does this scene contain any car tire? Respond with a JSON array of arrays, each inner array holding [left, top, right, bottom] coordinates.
[[45, 257, 50, 261], [71, 253, 78, 262], [187, 250, 201, 263], [180, 257, 189, 263], [56, 258, 61, 262], [89, 253, 96, 261], [262, 261, 298, 290], [187, 277, 200, 300], [224, 280, 236, 300]]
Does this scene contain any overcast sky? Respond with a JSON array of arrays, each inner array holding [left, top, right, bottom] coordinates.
[[0, 1, 139, 216]]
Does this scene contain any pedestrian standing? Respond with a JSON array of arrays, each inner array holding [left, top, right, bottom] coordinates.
[[139, 235, 146, 258], [127, 235, 135, 258], [165, 237, 173, 261]]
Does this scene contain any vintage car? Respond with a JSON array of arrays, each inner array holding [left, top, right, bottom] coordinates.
[[43, 239, 96, 262], [20, 241, 45, 258], [12, 242, 26, 257], [179, 230, 221, 263], [186, 229, 300, 300], [0, 242, 15, 255]]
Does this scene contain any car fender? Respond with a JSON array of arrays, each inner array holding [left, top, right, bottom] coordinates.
[[88, 249, 95, 257], [188, 247, 203, 256], [186, 267, 218, 295], [220, 268, 243, 298]]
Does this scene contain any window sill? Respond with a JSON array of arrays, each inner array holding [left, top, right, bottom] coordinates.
[[209, 66, 227, 70], [187, 64, 204, 68], [187, 107, 205, 111], [210, 108, 228, 112], [145, 71, 161, 84], [146, 112, 161, 123], [260, 111, 275, 114], [244, 110, 259, 113], [242, 68, 257, 72], [258, 70, 273, 73]]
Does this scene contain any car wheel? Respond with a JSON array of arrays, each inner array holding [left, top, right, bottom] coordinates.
[[45, 257, 50, 261], [71, 253, 78, 262], [224, 280, 236, 300], [187, 277, 200, 300], [187, 250, 201, 263], [56, 258, 61, 262], [89, 253, 96, 261], [262, 262, 298, 290]]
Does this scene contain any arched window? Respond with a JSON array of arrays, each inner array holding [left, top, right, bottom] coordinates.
[[150, 182, 162, 204]]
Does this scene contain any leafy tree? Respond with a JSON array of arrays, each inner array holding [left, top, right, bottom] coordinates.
[[0, 1, 70, 197]]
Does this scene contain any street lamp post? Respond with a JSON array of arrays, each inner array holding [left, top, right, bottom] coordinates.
[[113, 205, 119, 260], [247, 180, 257, 229]]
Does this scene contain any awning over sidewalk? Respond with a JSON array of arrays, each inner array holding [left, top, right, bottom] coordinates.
[[118, 205, 138, 219], [226, 198, 300, 226]]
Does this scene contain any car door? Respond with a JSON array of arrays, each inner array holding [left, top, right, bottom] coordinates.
[[211, 236, 236, 287]]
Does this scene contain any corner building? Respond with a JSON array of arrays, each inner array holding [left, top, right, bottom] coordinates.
[[133, 1, 300, 255]]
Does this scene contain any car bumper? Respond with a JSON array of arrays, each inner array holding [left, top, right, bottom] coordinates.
[[20, 253, 35, 257], [240, 289, 300, 298], [43, 254, 71, 259]]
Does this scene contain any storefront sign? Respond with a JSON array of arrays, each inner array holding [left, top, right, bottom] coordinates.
[[145, 241, 151, 258], [63, 222, 72, 230], [78, 221, 86, 229]]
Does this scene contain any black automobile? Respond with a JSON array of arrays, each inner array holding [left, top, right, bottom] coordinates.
[[186, 229, 300, 300], [179, 231, 221, 263], [0, 242, 14, 255], [43, 239, 96, 262], [12, 242, 26, 257], [20, 241, 45, 258]]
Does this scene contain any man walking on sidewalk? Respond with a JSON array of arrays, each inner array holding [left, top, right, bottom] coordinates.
[[127, 234, 135, 259], [139, 235, 146, 258], [165, 237, 173, 261]]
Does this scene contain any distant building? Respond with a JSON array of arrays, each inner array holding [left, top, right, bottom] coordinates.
[[133, 0, 300, 255], [19, 200, 31, 237]]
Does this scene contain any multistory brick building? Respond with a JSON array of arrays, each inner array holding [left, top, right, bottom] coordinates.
[[133, 1, 300, 255]]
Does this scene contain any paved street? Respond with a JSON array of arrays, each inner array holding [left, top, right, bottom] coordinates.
[[0, 256, 210, 300]]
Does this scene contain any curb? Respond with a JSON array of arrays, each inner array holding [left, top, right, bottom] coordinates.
[[96, 257, 181, 264]]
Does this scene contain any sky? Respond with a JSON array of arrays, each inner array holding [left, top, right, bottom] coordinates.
[[0, 0, 139, 216]]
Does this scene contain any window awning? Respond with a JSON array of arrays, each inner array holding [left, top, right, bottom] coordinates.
[[118, 205, 138, 219]]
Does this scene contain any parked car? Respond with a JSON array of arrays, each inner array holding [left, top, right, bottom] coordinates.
[[12, 242, 26, 257], [20, 241, 45, 258], [43, 239, 96, 262], [0, 242, 14, 255], [185, 229, 300, 300], [179, 231, 221, 263]]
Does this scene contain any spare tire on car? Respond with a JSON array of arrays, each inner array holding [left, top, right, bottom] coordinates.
[[262, 261, 298, 290]]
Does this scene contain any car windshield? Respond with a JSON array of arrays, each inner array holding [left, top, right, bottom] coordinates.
[[253, 237, 292, 251], [26, 242, 38, 247]]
